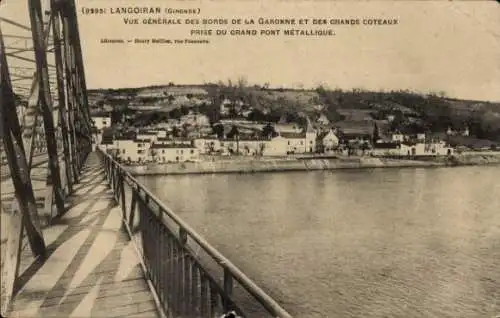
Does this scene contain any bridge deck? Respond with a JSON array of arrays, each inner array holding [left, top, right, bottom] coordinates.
[[4, 153, 161, 318]]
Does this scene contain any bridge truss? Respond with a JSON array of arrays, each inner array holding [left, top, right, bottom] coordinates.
[[1, 0, 92, 312]]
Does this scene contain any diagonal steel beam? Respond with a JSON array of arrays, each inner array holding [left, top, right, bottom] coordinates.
[[50, 3, 73, 193], [0, 17, 32, 32], [64, 0, 92, 137], [5, 52, 56, 68], [27, 0, 65, 216], [0, 25, 46, 257]]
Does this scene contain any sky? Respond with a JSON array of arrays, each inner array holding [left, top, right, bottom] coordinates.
[[1, 0, 500, 102]]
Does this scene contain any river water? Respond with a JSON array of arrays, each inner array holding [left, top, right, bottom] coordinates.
[[137, 166, 500, 318]]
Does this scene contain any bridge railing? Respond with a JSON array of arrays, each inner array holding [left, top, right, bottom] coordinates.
[[97, 149, 292, 318]]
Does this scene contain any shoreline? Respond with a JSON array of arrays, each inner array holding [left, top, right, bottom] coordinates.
[[124, 152, 500, 176]]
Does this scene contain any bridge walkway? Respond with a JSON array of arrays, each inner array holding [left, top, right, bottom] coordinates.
[[5, 153, 162, 318]]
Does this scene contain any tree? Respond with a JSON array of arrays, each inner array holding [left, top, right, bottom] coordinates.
[[259, 143, 266, 156], [169, 107, 182, 119], [212, 123, 225, 139], [226, 125, 239, 139], [180, 106, 190, 116], [227, 125, 240, 154], [261, 123, 278, 138], [171, 126, 180, 137], [372, 122, 380, 143], [360, 142, 370, 156], [247, 109, 266, 122]]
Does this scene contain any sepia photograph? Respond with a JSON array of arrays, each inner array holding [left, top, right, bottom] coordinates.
[[1, 0, 499, 317]]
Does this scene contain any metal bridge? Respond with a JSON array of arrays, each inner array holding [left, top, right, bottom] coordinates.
[[0, 1, 292, 317]]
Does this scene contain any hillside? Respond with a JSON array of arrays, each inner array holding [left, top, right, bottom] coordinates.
[[87, 84, 500, 142]]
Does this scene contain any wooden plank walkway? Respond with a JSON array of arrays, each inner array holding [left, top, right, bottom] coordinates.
[[4, 153, 161, 318]]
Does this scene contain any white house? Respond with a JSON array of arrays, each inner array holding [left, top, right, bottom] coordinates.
[[91, 112, 112, 148], [262, 136, 288, 156], [91, 112, 112, 131], [320, 129, 340, 153], [220, 98, 232, 115], [392, 133, 405, 143], [237, 138, 267, 156], [279, 131, 316, 154], [136, 130, 158, 142], [150, 143, 200, 163], [400, 143, 426, 156], [370, 137, 454, 157], [370, 142, 401, 157], [305, 129, 317, 153], [115, 138, 151, 163], [180, 112, 210, 127], [316, 113, 330, 126], [156, 137, 193, 147]]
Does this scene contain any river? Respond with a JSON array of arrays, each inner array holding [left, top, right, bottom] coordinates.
[[137, 166, 500, 318]]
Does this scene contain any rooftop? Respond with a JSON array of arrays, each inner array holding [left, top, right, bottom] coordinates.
[[91, 111, 111, 117], [150, 143, 196, 149], [279, 132, 306, 139], [137, 131, 157, 135], [335, 120, 375, 136], [157, 137, 192, 142]]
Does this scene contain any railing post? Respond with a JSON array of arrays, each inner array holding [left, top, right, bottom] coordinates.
[[178, 228, 188, 315], [119, 171, 126, 217], [223, 268, 233, 311], [128, 187, 137, 228]]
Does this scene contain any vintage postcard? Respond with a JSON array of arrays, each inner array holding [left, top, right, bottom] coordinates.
[[1, 0, 499, 318]]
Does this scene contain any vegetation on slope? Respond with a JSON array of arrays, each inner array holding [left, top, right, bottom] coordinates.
[[88, 82, 500, 142]]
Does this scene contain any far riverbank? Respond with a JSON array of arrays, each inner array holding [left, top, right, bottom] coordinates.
[[123, 152, 500, 176]]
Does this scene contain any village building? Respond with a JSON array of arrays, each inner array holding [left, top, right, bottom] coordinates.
[[220, 98, 232, 116], [462, 126, 470, 137], [91, 112, 112, 147], [370, 142, 401, 157], [317, 128, 340, 153], [150, 143, 200, 163], [416, 133, 426, 142], [391, 132, 405, 143], [91, 112, 112, 131], [193, 137, 223, 154], [156, 137, 193, 147], [99, 138, 115, 153], [386, 114, 396, 122], [114, 137, 152, 163], [180, 111, 210, 127], [370, 139, 454, 157], [236, 137, 267, 156], [335, 120, 374, 145], [273, 130, 316, 154], [262, 136, 288, 156], [136, 130, 158, 142], [274, 123, 303, 134], [316, 113, 330, 126]]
